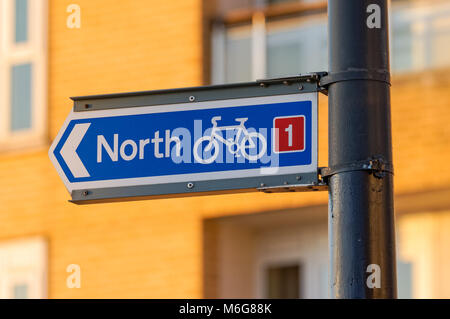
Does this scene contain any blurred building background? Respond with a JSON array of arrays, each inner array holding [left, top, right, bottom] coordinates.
[[0, 0, 450, 298]]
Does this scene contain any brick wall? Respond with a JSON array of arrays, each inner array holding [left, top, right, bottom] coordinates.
[[0, 0, 449, 298], [48, 0, 205, 139]]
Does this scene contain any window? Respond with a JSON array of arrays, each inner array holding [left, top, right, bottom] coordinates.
[[13, 284, 29, 299], [11, 63, 32, 131], [0, 237, 47, 299], [391, 0, 450, 73], [397, 260, 413, 299], [225, 24, 252, 83], [266, 264, 301, 298], [266, 16, 327, 78], [0, 0, 47, 151], [203, 206, 329, 298], [212, 0, 450, 84], [15, 0, 28, 43], [211, 1, 328, 84]]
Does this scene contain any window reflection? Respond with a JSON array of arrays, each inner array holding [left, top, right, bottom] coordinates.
[[214, 0, 450, 84]]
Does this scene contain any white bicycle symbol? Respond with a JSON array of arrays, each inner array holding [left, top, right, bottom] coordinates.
[[193, 116, 267, 164]]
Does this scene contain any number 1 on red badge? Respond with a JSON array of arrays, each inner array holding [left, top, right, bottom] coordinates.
[[273, 115, 305, 153]]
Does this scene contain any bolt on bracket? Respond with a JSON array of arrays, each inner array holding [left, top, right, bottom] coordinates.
[[256, 72, 328, 95]]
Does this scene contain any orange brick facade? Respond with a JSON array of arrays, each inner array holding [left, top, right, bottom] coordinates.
[[0, 0, 449, 298]]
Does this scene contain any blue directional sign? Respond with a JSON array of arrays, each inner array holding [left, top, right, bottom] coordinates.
[[49, 91, 318, 203]]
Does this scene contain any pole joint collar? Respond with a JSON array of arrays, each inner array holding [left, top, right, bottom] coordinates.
[[320, 156, 394, 182], [319, 69, 391, 92]]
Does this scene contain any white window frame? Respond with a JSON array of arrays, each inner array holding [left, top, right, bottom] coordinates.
[[257, 257, 303, 299], [0, 0, 47, 151], [213, 1, 450, 82], [254, 223, 329, 299], [0, 237, 47, 299], [211, 11, 327, 85]]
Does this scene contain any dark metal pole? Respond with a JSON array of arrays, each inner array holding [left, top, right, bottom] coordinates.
[[326, 0, 397, 298]]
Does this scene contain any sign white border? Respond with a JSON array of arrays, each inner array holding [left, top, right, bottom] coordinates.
[[49, 93, 318, 193]]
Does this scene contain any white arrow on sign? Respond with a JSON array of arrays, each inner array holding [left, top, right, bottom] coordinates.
[[60, 123, 91, 178]]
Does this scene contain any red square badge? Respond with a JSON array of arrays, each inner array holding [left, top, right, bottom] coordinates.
[[273, 115, 305, 153]]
